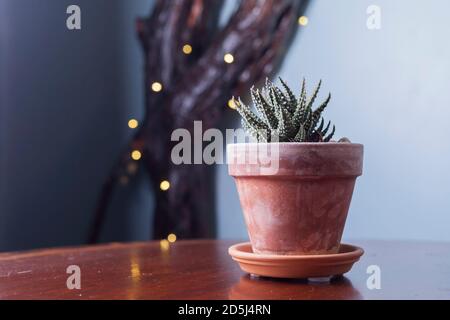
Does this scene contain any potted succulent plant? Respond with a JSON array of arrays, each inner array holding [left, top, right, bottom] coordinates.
[[227, 78, 363, 256]]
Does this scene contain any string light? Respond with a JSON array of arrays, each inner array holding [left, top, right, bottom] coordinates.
[[160, 239, 170, 251], [224, 53, 235, 64], [131, 150, 142, 161], [167, 233, 177, 243], [128, 119, 139, 129], [182, 44, 193, 55], [160, 180, 170, 191], [298, 16, 309, 26], [228, 99, 238, 110], [151, 82, 163, 92]]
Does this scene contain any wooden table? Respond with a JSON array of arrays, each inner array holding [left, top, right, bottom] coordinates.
[[0, 240, 449, 300]]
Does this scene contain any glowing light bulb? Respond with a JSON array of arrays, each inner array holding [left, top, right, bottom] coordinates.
[[228, 99, 238, 110], [160, 180, 170, 191], [182, 44, 193, 55], [128, 119, 139, 129], [167, 233, 177, 243], [131, 150, 142, 161], [151, 82, 163, 92], [224, 53, 234, 64], [298, 16, 309, 26]]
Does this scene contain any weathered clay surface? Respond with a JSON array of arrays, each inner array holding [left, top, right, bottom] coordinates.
[[228, 242, 364, 279], [227, 143, 364, 255]]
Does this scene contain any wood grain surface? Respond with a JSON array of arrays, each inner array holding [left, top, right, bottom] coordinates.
[[1, 240, 449, 300]]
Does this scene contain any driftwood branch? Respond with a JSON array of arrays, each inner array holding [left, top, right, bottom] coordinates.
[[89, 0, 310, 243]]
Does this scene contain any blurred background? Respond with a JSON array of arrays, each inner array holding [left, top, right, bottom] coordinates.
[[1, 0, 449, 252]]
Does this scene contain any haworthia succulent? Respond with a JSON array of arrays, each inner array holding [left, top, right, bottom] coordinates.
[[235, 78, 335, 142], [324, 125, 336, 142], [309, 93, 331, 136], [236, 98, 268, 131], [279, 77, 297, 113]]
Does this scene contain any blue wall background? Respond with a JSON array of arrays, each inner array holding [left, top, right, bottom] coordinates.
[[219, 0, 450, 242], [1, 0, 450, 251], [0, 0, 154, 250]]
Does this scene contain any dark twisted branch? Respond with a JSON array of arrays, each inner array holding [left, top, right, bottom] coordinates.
[[89, 0, 309, 243]]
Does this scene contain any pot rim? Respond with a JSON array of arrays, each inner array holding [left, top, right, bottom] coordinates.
[[227, 142, 364, 177], [227, 142, 363, 147]]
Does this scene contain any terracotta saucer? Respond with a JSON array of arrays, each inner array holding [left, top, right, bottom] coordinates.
[[229, 242, 364, 280]]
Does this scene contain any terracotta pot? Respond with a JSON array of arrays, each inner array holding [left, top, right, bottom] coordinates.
[[227, 143, 364, 255]]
